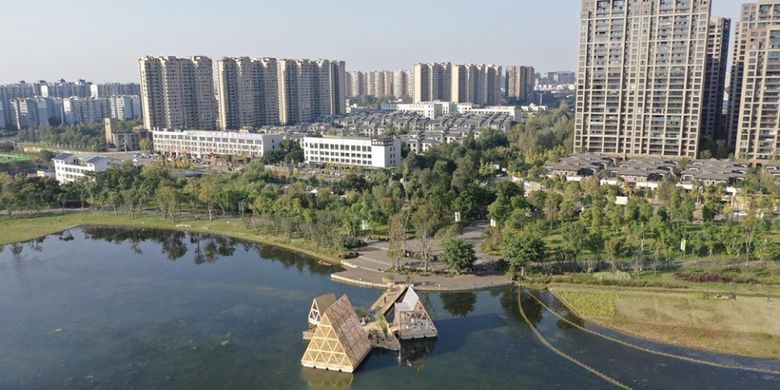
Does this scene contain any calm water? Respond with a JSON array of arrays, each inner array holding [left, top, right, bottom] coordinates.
[[0, 228, 778, 390]]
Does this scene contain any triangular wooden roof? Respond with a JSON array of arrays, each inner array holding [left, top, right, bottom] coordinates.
[[314, 293, 337, 312], [309, 293, 338, 326]]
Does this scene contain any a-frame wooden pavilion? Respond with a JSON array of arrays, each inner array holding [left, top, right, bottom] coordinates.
[[301, 294, 372, 373]]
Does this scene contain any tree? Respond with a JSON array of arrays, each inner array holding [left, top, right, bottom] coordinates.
[[139, 138, 153, 152], [560, 221, 587, 261], [604, 236, 625, 270], [442, 238, 477, 273], [502, 230, 546, 273], [387, 213, 406, 270], [411, 201, 439, 272]]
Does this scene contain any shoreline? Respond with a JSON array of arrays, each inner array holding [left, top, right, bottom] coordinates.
[[0, 212, 512, 292], [547, 284, 780, 360], [0, 212, 343, 266]]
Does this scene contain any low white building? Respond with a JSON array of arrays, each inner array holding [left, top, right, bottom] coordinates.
[[381, 101, 454, 119], [382, 101, 519, 121], [303, 136, 401, 168], [53, 153, 121, 184], [151, 130, 283, 158], [455, 105, 520, 121]]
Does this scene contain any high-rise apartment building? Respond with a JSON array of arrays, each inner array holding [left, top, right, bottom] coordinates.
[[347, 71, 367, 98], [90, 83, 141, 98], [574, 0, 712, 158], [0, 82, 37, 128], [277, 59, 345, 125], [62, 97, 109, 125], [701, 16, 731, 142], [138, 56, 216, 130], [216, 57, 280, 130], [108, 95, 142, 121], [539, 71, 577, 85], [413, 63, 499, 105], [726, 1, 780, 150], [393, 70, 411, 98], [728, 0, 780, 159], [40, 79, 92, 98], [9, 97, 56, 129], [413, 63, 451, 103], [451, 64, 502, 105], [506, 66, 536, 103], [735, 20, 780, 159]]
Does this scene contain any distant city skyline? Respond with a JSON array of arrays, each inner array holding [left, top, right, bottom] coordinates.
[[0, 0, 742, 84]]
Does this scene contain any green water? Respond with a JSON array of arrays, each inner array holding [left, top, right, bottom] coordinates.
[[0, 227, 777, 389]]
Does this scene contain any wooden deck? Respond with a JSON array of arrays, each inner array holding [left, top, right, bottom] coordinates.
[[369, 285, 408, 317]]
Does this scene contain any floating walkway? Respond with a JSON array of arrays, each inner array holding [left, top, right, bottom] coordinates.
[[300, 285, 438, 373]]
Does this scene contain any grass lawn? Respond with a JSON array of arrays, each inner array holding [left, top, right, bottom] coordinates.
[[550, 284, 780, 359], [0, 212, 341, 264]]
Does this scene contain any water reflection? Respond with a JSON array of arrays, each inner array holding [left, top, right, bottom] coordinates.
[[300, 368, 354, 390], [398, 339, 436, 371], [75, 226, 336, 275], [439, 292, 476, 317]]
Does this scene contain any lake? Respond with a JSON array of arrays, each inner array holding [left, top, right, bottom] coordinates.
[[0, 227, 778, 389]]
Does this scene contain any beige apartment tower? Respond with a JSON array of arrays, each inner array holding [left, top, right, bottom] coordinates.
[[735, 22, 780, 160], [506, 65, 535, 103], [138, 56, 216, 130], [726, 1, 780, 150], [574, 0, 712, 158], [413, 63, 451, 103], [277, 59, 345, 125], [451, 64, 502, 105], [216, 57, 279, 130], [728, 0, 780, 160]]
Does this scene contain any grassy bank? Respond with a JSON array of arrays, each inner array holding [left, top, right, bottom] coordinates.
[[0, 212, 341, 265], [550, 284, 780, 359]]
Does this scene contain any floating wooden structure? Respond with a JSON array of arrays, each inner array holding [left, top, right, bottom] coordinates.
[[393, 287, 438, 340], [301, 285, 437, 373], [300, 295, 372, 373]]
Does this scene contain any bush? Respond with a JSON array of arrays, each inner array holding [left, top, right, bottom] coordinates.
[[673, 272, 758, 284]]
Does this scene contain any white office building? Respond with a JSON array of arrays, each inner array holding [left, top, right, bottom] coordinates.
[[303, 136, 401, 168], [53, 153, 121, 184], [151, 129, 283, 158]]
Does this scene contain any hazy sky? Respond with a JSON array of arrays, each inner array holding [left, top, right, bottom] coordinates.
[[0, 0, 742, 84]]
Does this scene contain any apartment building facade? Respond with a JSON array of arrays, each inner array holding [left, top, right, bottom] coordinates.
[[726, 0, 780, 150], [138, 56, 216, 130], [413, 63, 452, 103], [735, 23, 780, 159], [62, 97, 109, 125], [506, 65, 536, 103], [216, 57, 280, 130], [701, 16, 731, 142], [574, 0, 713, 158], [108, 95, 142, 120]]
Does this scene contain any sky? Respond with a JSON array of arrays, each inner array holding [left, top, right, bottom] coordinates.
[[0, 0, 743, 84]]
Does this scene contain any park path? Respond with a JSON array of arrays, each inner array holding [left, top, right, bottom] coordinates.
[[333, 222, 511, 291]]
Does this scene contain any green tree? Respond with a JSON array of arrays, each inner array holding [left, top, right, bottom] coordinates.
[[502, 230, 546, 273], [442, 238, 477, 273], [560, 221, 587, 260]]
